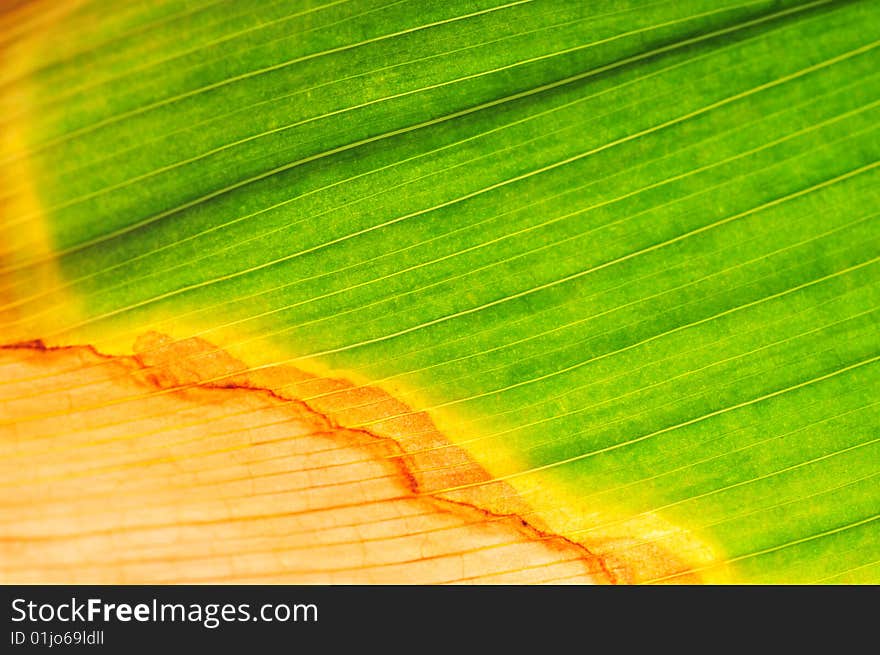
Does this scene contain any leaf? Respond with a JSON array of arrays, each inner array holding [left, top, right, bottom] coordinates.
[[1, 0, 878, 583]]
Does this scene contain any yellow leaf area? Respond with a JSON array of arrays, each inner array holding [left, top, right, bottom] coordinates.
[[0, 0, 726, 585], [0, 332, 725, 584], [0, 2, 83, 337]]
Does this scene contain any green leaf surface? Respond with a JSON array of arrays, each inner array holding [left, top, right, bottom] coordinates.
[[2, 0, 879, 582]]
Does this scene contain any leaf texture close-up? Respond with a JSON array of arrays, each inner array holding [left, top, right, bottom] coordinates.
[[1, 0, 878, 584]]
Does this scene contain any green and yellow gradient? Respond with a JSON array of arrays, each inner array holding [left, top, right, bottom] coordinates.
[[2, 0, 879, 583]]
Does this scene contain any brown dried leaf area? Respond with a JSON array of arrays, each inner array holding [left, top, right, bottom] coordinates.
[[0, 332, 708, 583]]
